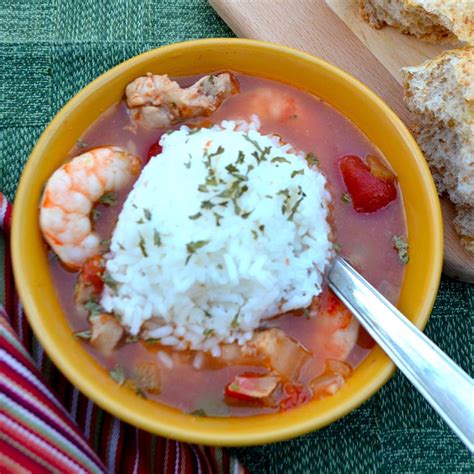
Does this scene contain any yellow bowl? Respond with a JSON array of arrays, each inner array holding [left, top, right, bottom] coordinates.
[[12, 38, 442, 446]]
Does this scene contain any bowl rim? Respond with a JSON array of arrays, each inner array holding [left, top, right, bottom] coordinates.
[[11, 37, 443, 446]]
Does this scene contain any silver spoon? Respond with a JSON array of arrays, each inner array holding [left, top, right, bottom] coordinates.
[[327, 257, 474, 452]]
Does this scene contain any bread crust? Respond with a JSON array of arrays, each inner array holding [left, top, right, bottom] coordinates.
[[402, 47, 474, 250], [358, 0, 474, 44]]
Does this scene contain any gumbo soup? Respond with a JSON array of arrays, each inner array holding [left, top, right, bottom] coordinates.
[[42, 72, 407, 417]]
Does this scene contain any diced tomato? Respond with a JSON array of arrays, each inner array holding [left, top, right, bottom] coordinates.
[[279, 383, 309, 411], [225, 372, 279, 401], [339, 155, 397, 213], [145, 140, 163, 164], [79, 254, 105, 293]]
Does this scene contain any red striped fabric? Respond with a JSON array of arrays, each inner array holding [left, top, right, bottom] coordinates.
[[0, 193, 247, 474]]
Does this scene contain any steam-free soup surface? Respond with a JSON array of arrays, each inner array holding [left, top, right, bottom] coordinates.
[[49, 73, 406, 416]]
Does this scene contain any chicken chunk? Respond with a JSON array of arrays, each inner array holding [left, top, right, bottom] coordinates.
[[89, 314, 124, 355], [249, 328, 311, 381], [125, 72, 239, 129]]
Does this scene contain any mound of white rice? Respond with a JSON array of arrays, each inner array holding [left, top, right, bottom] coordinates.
[[101, 119, 332, 355]]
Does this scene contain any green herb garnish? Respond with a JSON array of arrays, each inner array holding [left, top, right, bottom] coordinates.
[[251, 230, 258, 239], [271, 157, 291, 164], [99, 192, 117, 206], [341, 192, 351, 205], [225, 164, 239, 174], [201, 200, 214, 210], [189, 212, 202, 220], [213, 212, 223, 226], [100, 239, 111, 250], [191, 408, 207, 417], [91, 208, 101, 221], [207, 145, 225, 160], [231, 312, 240, 329], [392, 235, 409, 264], [291, 169, 304, 178], [109, 365, 125, 385], [143, 208, 152, 221], [236, 151, 245, 164], [288, 196, 305, 221], [144, 338, 161, 345], [243, 134, 263, 153], [139, 234, 148, 257], [305, 153, 319, 167], [205, 175, 219, 187], [74, 330, 92, 340], [103, 271, 118, 292], [185, 240, 210, 264], [153, 229, 162, 247], [277, 189, 291, 199], [84, 298, 104, 316], [203, 328, 214, 337]]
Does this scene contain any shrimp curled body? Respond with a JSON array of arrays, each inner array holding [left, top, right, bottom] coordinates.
[[40, 146, 141, 269]]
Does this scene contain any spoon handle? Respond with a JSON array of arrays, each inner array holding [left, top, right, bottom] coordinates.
[[327, 257, 474, 452]]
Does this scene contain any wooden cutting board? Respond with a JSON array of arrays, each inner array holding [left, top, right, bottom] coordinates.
[[210, 0, 474, 283]]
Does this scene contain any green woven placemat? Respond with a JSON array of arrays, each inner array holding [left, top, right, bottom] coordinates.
[[1, 1, 472, 472]]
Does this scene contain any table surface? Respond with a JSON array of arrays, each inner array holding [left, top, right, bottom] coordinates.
[[1, 1, 472, 472]]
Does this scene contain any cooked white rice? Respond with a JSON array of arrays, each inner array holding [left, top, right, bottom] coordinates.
[[101, 119, 332, 353]]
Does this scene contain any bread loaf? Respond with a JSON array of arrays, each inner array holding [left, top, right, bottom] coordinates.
[[402, 47, 474, 252], [359, 0, 474, 44]]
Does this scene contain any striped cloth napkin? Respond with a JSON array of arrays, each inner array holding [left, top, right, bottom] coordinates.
[[0, 193, 247, 473]]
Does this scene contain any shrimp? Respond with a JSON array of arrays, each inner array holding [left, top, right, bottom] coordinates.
[[311, 289, 359, 362], [231, 87, 304, 124], [40, 146, 141, 269], [125, 72, 239, 129]]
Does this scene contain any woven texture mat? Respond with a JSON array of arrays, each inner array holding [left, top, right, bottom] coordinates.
[[1, 1, 473, 472]]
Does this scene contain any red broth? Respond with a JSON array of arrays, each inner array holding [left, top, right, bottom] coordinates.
[[49, 73, 406, 416]]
